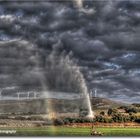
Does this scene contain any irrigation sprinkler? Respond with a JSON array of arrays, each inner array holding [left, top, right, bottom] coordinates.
[[90, 116, 103, 136], [91, 116, 94, 130], [89, 101, 103, 136]]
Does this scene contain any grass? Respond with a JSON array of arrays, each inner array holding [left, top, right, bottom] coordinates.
[[0, 127, 140, 136]]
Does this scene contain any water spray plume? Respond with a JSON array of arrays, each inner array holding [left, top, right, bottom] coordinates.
[[74, 0, 95, 15], [34, 51, 55, 120], [75, 0, 83, 9], [46, 49, 94, 118], [80, 73, 94, 118], [35, 45, 94, 119]]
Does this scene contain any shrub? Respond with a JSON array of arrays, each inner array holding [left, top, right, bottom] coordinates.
[[0, 122, 7, 125], [118, 106, 128, 110], [112, 114, 131, 123], [108, 118, 113, 123], [63, 117, 92, 124], [135, 118, 140, 123], [132, 103, 140, 107], [84, 118, 92, 123], [130, 115, 137, 122], [104, 118, 111, 123], [95, 115, 105, 122], [27, 112, 34, 115], [53, 118, 64, 126], [125, 107, 138, 113], [63, 119, 70, 125], [14, 116, 26, 120], [74, 118, 81, 123], [107, 108, 118, 116], [100, 111, 105, 116], [72, 119, 76, 123], [64, 117, 73, 123]]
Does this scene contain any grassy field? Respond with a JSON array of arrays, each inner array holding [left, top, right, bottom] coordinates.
[[0, 127, 140, 136]]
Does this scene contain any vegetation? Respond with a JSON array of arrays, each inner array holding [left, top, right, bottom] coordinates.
[[107, 108, 118, 116], [54, 117, 92, 125], [53, 118, 64, 126], [0, 127, 140, 136], [132, 103, 140, 107], [100, 111, 105, 116], [53, 104, 140, 124], [0, 103, 140, 136]]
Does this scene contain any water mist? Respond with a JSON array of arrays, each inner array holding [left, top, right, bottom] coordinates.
[[33, 51, 55, 119], [45, 49, 94, 118]]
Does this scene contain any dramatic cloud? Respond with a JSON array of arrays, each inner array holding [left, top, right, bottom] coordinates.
[[0, 0, 140, 103]]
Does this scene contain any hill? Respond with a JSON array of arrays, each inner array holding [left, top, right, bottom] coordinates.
[[91, 97, 127, 109], [0, 97, 128, 115]]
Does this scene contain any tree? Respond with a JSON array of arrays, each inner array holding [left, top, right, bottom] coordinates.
[[132, 103, 140, 107], [125, 107, 138, 113], [130, 115, 137, 122], [135, 118, 140, 123], [95, 115, 105, 122], [100, 111, 105, 116], [108, 108, 117, 116]]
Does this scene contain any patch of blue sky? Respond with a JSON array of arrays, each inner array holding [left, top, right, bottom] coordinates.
[[103, 62, 121, 70], [122, 53, 136, 59]]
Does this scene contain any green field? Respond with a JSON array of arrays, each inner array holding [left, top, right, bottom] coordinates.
[[0, 127, 140, 136]]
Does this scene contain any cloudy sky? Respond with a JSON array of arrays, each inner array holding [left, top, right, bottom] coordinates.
[[0, 0, 140, 103]]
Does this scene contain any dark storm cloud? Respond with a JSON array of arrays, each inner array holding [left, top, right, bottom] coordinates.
[[0, 0, 140, 102]]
